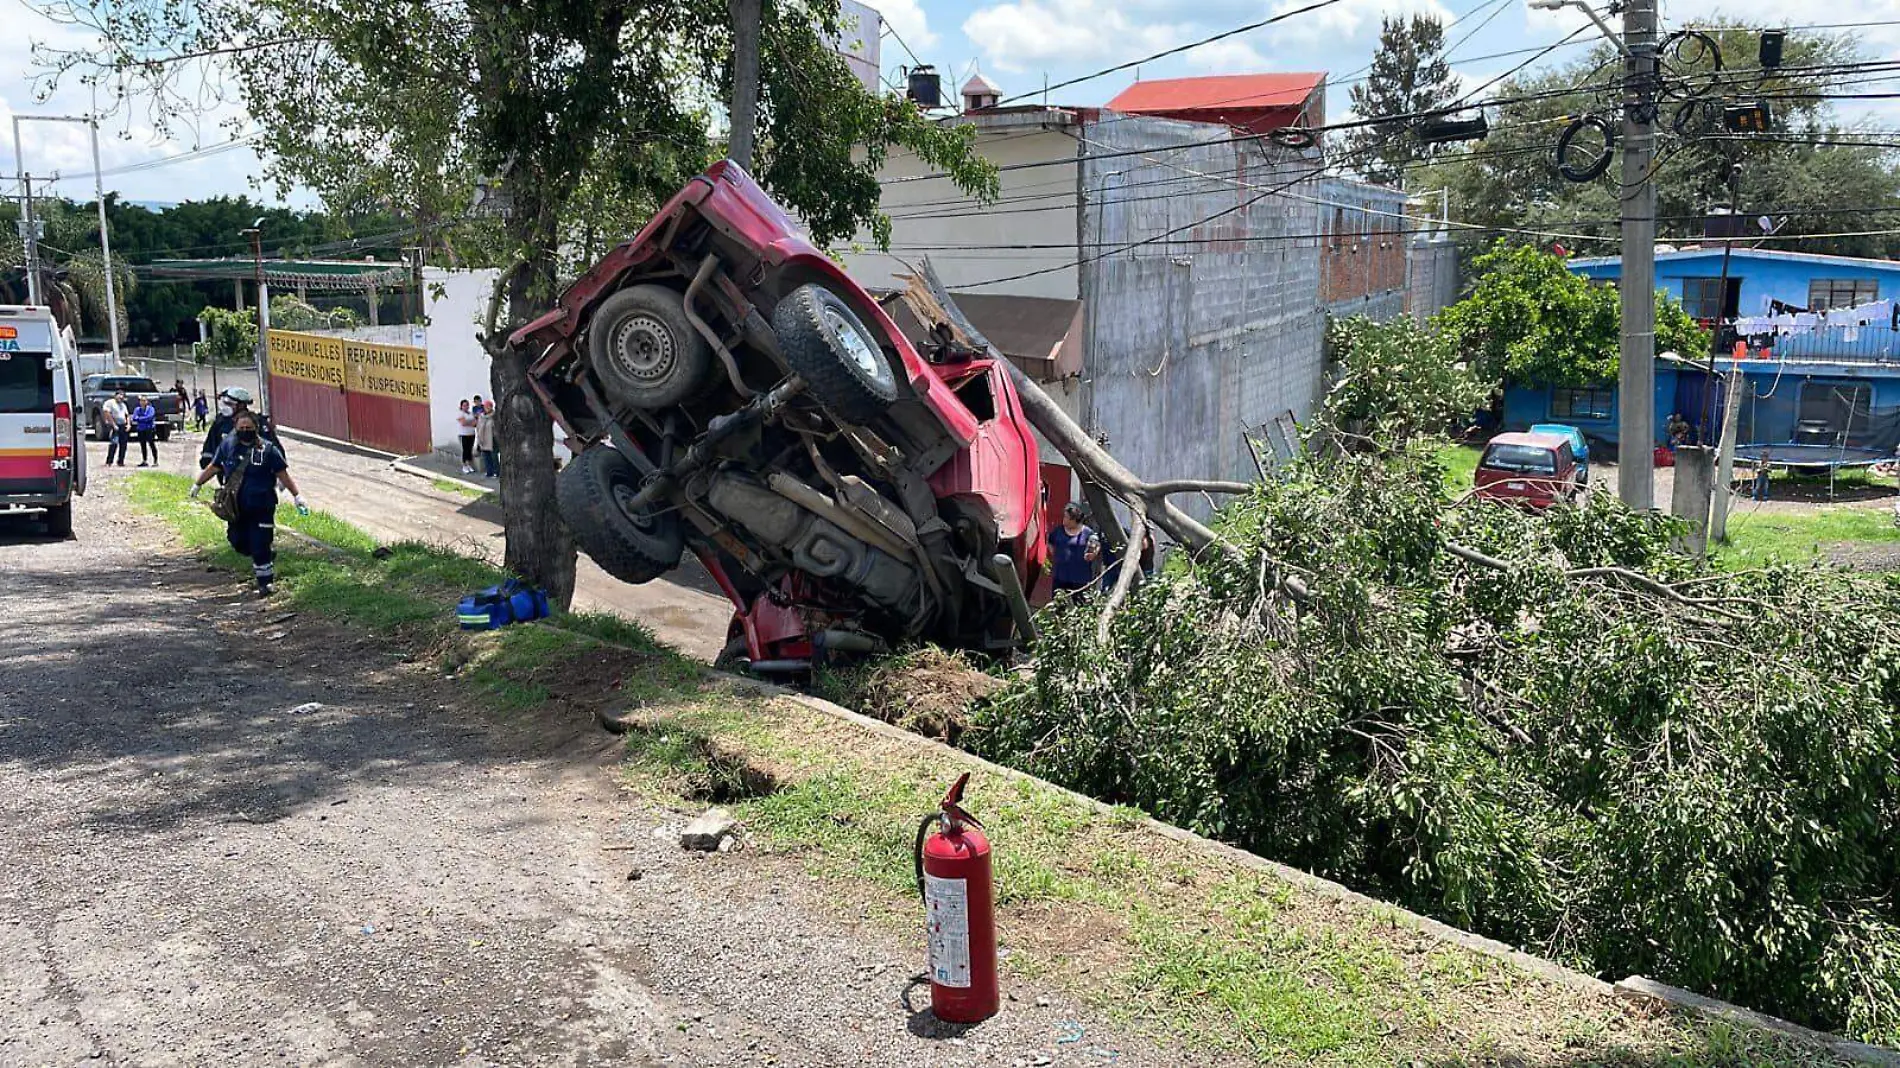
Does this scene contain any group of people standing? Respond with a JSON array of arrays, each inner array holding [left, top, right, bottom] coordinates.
[[96, 390, 162, 467], [456, 396, 499, 478]]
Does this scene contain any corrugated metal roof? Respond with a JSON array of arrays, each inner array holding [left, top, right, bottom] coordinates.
[[1106, 73, 1324, 113]]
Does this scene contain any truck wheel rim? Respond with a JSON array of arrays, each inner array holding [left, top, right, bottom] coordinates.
[[611, 314, 676, 383], [825, 307, 884, 383]]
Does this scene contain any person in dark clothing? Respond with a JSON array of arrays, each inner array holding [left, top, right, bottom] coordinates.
[[198, 386, 280, 475], [192, 390, 209, 431], [189, 412, 306, 596], [172, 380, 189, 419], [132, 396, 160, 466], [1046, 502, 1099, 596]]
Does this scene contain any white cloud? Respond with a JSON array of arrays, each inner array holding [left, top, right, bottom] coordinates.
[[1185, 38, 1271, 73], [962, 1, 1192, 74], [876, 0, 939, 53]]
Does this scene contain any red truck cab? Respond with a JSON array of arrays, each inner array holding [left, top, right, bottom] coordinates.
[[1473, 432, 1581, 509]]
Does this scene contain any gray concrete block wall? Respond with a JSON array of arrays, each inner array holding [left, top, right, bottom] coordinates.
[[1079, 112, 1326, 517]]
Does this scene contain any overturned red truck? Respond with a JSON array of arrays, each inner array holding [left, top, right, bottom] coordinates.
[[511, 162, 1046, 673]]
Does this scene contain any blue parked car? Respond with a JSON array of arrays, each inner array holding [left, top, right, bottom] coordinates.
[[1529, 424, 1590, 485]]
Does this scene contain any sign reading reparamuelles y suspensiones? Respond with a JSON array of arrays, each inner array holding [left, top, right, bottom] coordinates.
[[266, 329, 430, 402]]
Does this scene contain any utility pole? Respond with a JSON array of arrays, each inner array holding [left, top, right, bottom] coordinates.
[[20, 173, 43, 305], [243, 218, 271, 414], [1617, 0, 1659, 509]]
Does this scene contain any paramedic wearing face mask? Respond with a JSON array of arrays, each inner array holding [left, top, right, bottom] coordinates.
[[198, 387, 281, 476], [190, 411, 307, 597]]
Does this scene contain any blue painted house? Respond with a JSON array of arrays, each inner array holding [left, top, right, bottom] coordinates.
[[1566, 247, 1900, 362], [1501, 247, 1900, 450]]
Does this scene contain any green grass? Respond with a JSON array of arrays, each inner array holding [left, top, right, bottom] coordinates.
[[1716, 505, 1900, 568], [1433, 441, 1483, 495], [432, 476, 487, 499], [125, 469, 699, 708]]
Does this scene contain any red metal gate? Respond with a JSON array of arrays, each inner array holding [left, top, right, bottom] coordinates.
[[266, 330, 431, 455]]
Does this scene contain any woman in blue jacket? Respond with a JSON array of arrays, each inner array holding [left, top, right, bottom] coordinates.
[[131, 396, 159, 467], [188, 412, 308, 596]]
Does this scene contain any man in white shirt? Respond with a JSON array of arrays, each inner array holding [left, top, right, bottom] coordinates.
[[101, 391, 130, 467]]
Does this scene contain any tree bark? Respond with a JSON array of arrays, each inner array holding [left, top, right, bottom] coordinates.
[[485, 234, 578, 609], [727, 0, 763, 169]]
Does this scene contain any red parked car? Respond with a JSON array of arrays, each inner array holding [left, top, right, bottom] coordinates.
[[510, 161, 1047, 673], [1473, 432, 1582, 509]]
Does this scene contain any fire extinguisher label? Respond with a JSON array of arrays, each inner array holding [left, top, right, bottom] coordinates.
[[924, 873, 972, 988]]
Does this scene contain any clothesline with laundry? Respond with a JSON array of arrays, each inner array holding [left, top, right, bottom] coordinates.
[[1729, 297, 1900, 345]]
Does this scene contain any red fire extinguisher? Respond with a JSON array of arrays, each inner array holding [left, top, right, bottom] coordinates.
[[913, 772, 998, 1023]]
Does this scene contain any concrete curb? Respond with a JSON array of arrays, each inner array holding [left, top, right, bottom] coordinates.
[[1614, 978, 1900, 1065], [274, 424, 401, 462], [389, 461, 491, 497], [704, 675, 1896, 1062]]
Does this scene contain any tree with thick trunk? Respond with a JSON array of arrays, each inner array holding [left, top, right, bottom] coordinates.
[[33, 0, 997, 611]]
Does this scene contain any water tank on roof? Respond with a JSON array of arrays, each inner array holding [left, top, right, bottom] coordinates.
[[907, 65, 942, 108]]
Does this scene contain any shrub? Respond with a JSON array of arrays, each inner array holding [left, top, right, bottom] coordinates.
[[972, 447, 1900, 1042]]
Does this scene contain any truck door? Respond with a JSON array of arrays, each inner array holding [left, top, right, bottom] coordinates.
[[56, 331, 85, 495]]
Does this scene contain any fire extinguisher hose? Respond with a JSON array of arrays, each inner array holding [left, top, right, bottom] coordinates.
[[912, 811, 937, 900]]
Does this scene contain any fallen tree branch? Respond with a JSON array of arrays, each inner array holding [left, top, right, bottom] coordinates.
[[1097, 503, 1149, 646]]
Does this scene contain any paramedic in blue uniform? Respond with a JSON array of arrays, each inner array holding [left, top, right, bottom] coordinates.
[[198, 386, 280, 476], [188, 411, 308, 597]]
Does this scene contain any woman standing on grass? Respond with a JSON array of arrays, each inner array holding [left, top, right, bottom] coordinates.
[[189, 411, 309, 598]]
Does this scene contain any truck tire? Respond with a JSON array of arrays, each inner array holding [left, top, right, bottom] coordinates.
[[556, 446, 683, 585], [43, 503, 73, 538], [771, 284, 898, 424], [157, 427, 172, 442], [89, 409, 104, 441], [587, 284, 715, 410]]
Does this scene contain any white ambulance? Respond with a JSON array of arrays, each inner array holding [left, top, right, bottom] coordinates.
[[0, 305, 86, 536]]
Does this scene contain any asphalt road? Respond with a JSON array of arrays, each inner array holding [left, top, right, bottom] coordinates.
[[0, 471, 1193, 1067], [115, 430, 735, 662]]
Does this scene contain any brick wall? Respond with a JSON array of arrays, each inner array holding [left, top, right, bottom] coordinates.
[[1317, 177, 1409, 321]]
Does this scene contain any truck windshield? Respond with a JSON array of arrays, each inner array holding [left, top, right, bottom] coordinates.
[[0, 354, 54, 413], [1482, 444, 1558, 474]]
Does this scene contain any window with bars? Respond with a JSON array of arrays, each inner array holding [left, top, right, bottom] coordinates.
[[1807, 278, 1879, 311], [1551, 386, 1616, 421]]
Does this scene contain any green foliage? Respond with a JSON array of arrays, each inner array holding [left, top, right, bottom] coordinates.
[[196, 306, 257, 363], [1342, 14, 1458, 186], [973, 449, 1900, 1043], [1415, 25, 1900, 260], [1322, 315, 1490, 445], [1434, 242, 1707, 387], [268, 294, 360, 332]]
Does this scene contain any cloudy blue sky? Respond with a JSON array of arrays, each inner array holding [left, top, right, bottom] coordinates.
[[6, 0, 1900, 208]]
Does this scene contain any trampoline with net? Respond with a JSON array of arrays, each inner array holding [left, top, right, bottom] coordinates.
[[1732, 443, 1891, 469]]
